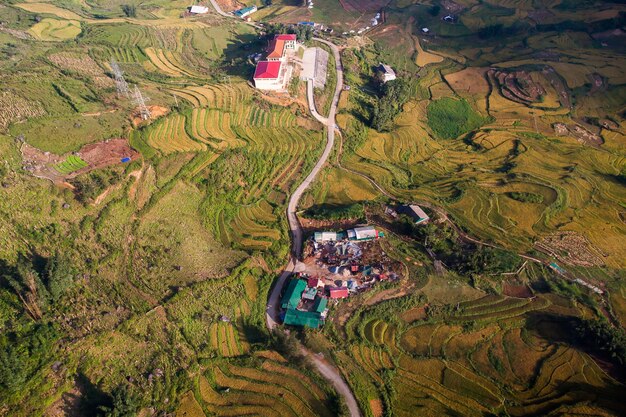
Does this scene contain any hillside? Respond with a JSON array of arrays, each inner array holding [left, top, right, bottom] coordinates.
[[0, 0, 625, 416]]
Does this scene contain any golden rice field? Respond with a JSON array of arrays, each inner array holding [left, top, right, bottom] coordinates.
[[29, 18, 81, 41], [339, 292, 623, 417], [193, 352, 336, 417]]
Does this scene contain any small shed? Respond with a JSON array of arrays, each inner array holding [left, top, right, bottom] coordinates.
[[314, 231, 338, 243], [378, 63, 396, 83], [189, 5, 209, 14], [313, 297, 328, 314], [398, 205, 430, 224], [303, 287, 317, 301], [308, 277, 322, 288]]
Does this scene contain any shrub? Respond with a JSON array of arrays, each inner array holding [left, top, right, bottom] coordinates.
[[507, 192, 544, 203]]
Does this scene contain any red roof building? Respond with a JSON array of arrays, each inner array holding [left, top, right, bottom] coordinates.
[[275, 34, 297, 41], [308, 277, 322, 288], [329, 287, 349, 299], [253, 61, 281, 79]]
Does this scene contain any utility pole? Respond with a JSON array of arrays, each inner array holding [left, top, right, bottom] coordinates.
[[133, 85, 151, 120], [110, 59, 129, 98]]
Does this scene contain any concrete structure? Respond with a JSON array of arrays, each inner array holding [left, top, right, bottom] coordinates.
[[233, 5, 256, 18], [378, 63, 396, 83], [314, 231, 338, 242], [189, 5, 209, 14], [347, 226, 383, 241], [253, 34, 298, 91], [399, 204, 430, 224]]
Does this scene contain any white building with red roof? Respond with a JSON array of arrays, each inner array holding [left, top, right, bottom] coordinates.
[[253, 34, 298, 91]]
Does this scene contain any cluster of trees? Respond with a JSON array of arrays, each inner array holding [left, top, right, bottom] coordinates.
[[507, 191, 544, 203], [0, 253, 76, 399], [72, 168, 123, 204], [304, 203, 365, 221], [265, 23, 313, 42], [342, 119, 368, 155], [371, 78, 413, 132], [573, 318, 626, 372], [121, 4, 137, 18]]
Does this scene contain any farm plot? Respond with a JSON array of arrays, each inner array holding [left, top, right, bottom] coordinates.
[[54, 155, 87, 174], [29, 18, 81, 41], [144, 47, 203, 78], [0, 91, 46, 131], [198, 359, 335, 417], [145, 113, 206, 154]]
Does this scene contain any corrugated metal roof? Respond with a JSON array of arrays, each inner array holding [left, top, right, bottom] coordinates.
[[281, 279, 306, 309], [283, 308, 321, 328], [313, 297, 328, 313]]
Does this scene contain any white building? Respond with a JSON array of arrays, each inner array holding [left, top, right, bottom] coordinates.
[[378, 63, 396, 83], [189, 5, 209, 14], [253, 34, 297, 91]]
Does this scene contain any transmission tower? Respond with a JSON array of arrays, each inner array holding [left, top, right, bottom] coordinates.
[[110, 59, 129, 98], [132, 85, 151, 120]]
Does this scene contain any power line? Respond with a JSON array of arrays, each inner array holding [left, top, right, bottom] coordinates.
[[110, 59, 129, 98], [132, 85, 151, 120]]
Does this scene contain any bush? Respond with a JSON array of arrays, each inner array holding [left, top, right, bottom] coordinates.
[[303, 203, 365, 221], [507, 192, 543, 203], [427, 98, 488, 139]]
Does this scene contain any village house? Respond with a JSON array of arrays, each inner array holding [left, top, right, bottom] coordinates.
[[189, 5, 209, 14], [398, 204, 430, 224], [233, 5, 257, 19], [378, 63, 396, 83], [347, 226, 384, 241]]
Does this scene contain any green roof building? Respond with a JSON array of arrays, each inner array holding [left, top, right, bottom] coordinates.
[[281, 279, 306, 310], [313, 297, 328, 314], [283, 308, 322, 328]]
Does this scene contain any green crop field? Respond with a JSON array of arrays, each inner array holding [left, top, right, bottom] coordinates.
[[54, 155, 88, 174], [0, 0, 625, 416]]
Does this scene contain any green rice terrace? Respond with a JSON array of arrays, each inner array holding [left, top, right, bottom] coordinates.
[[0, 0, 625, 416]]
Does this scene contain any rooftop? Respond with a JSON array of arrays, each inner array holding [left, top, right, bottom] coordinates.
[[267, 39, 286, 59], [281, 279, 306, 309], [254, 61, 281, 79], [284, 308, 322, 328]]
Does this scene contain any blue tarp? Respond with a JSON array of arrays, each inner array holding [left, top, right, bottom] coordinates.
[[121, 157, 131, 163]]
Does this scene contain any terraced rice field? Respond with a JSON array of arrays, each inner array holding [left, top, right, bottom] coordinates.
[[340, 290, 623, 416], [145, 113, 206, 154], [29, 18, 81, 41], [54, 155, 87, 174], [196, 354, 335, 417]]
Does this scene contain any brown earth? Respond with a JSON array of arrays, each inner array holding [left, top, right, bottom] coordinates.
[[299, 218, 361, 235], [369, 398, 383, 417], [502, 283, 534, 298], [535, 231, 605, 267], [215, 0, 244, 12], [21, 138, 139, 182], [130, 105, 169, 127]]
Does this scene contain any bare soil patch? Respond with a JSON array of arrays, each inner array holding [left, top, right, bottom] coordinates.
[[131, 105, 169, 127], [502, 282, 534, 298], [216, 0, 244, 12], [21, 138, 139, 182], [299, 218, 360, 235], [369, 398, 383, 417]]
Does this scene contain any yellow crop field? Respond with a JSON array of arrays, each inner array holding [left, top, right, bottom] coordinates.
[[176, 391, 206, 417], [17, 3, 83, 20], [29, 18, 81, 41], [146, 113, 206, 154]]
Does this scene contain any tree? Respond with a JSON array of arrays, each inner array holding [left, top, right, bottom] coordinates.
[[121, 4, 136, 18], [371, 78, 413, 132], [102, 385, 142, 417], [45, 252, 76, 301]]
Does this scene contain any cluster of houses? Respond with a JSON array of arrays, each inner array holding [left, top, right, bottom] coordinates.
[[281, 225, 400, 329], [253, 34, 298, 90]]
